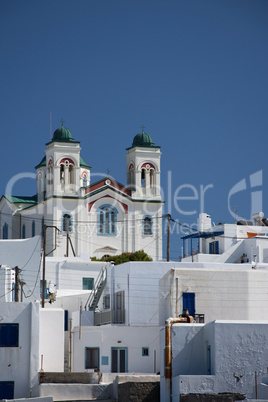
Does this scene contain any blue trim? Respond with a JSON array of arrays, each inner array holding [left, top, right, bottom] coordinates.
[[181, 230, 224, 240], [143, 215, 153, 235], [97, 204, 118, 236], [102, 356, 109, 365], [62, 212, 73, 232]]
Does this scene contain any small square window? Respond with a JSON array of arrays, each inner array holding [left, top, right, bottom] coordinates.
[[83, 278, 94, 290], [0, 324, 19, 347], [142, 347, 149, 356]]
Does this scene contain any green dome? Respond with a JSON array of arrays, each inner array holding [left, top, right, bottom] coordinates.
[[52, 126, 74, 142], [132, 131, 154, 147]]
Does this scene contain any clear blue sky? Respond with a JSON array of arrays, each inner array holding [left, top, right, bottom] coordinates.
[[1, 0, 267, 260]]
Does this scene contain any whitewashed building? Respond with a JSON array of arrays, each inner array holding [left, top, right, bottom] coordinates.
[[71, 261, 172, 374], [0, 301, 64, 400], [182, 212, 268, 264], [0, 125, 163, 261], [0, 236, 42, 302], [160, 320, 268, 401], [159, 263, 268, 325]]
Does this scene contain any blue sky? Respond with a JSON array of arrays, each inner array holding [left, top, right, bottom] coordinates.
[[0, 0, 267, 260]]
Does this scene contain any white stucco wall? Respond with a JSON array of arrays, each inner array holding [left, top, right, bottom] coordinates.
[[160, 321, 268, 401], [159, 264, 268, 325], [0, 302, 40, 399], [39, 308, 64, 372], [0, 236, 41, 302], [72, 325, 162, 374], [99, 262, 174, 326]]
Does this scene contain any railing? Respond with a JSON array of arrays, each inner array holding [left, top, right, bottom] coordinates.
[[84, 266, 107, 310], [94, 309, 126, 326], [194, 314, 205, 323]]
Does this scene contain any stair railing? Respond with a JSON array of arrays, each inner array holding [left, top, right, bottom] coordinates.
[[84, 266, 107, 310]]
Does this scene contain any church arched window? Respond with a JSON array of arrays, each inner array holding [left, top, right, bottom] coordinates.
[[62, 213, 72, 232], [3, 223, 8, 239], [83, 173, 87, 187], [143, 216, 153, 235], [97, 205, 118, 236], [141, 168, 146, 188]]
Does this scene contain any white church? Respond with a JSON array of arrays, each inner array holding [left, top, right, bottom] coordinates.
[[0, 125, 163, 260]]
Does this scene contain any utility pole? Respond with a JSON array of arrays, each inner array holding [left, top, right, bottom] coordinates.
[[42, 226, 47, 308], [14, 266, 20, 302], [42, 224, 61, 308], [167, 214, 171, 262]]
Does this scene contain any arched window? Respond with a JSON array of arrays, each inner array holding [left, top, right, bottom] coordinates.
[[83, 173, 87, 187], [97, 205, 118, 236], [32, 220, 35, 237], [3, 223, 8, 239], [143, 216, 153, 235], [62, 213, 72, 232], [60, 165, 65, 184], [22, 224, 26, 239], [69, 165, 74, 184], [141, 169, 146, 188], [150, 169, 155, 188]]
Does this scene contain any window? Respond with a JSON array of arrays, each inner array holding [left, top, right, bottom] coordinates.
[[69, 165, 74, 184], [98, 205, 118, 236], [62, 213, 72, 232], [209, 241, 219, 254], [141, 169, 146, 187], [150, 169, 155, 188], [85, 347, 99, 369], [32, 220, 35, 237], [83, 277, 94, 290], [143, 216, 153, 235], [22, 224, 26, 239], [0, 381, 15, 399], [60, 165, 64, 183], [142, 347, 149, 356], [3, 223, 8, 239], [0, 324, 19, 347], [83, 173, 87, 187], [114, 291, 125, 324]]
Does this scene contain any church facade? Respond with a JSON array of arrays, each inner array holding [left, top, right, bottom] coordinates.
[[0, 126, 163, 260]]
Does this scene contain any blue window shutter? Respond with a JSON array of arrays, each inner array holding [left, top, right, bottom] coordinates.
[[215, 241, 219, 254], [183, 293, 195, 316], [0, 381, 14, 399], [209, 243, 212, 254]]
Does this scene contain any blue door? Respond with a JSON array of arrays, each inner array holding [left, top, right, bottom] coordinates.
[[0, 381, 14, 399], [183, 292, 195, 316]]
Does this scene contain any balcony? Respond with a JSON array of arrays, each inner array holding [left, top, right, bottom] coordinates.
[[94, 309, 125, 326]]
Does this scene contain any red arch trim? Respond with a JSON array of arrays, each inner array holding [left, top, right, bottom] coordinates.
[[88, 195, 128, 214]]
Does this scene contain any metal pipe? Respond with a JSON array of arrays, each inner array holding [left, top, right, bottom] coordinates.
[[165, 317, 184, 402]]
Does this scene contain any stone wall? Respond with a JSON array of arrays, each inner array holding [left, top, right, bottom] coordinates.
[[117, 381, 160, 402]]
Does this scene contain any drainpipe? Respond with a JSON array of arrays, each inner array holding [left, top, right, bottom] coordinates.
[[165, 318, 183, 402]]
